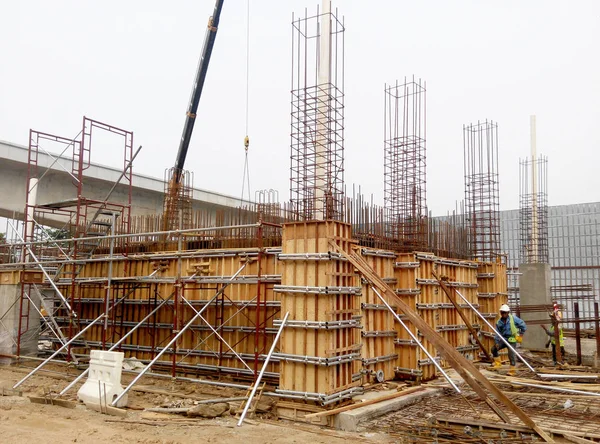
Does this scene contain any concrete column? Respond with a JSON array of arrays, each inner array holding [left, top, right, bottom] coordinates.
[[519, 263, 552, 350], [0, 271, 41, 363]]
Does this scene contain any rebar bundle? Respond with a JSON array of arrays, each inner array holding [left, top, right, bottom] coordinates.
[[289, 5, 345, 221], [519, 156, 549, 264], [463, 121, 501, 262], [384, 78, 427, 251]]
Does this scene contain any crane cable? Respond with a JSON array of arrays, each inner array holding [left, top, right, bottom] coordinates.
[[240, 0, 251, 205]]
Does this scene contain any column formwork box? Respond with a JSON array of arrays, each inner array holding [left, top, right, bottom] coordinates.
[[276, 221, 362, 403], [358, 249, 397, 382]]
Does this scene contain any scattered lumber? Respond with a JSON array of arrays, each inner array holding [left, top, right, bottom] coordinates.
[[304, 387, 425, 419], [28, 396, 77, 409], [85, 402, 128, 417]]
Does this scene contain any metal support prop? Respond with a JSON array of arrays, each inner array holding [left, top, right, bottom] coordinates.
[[103, 212, 117, 346], [111, 261, 248, 406], [58, 293, 174, 396], [433, 272, 492, 362], [370, 286, 461, 394], [454, 289, 536, 373], [595, 303, 600, 358], [574, 303, 582, 365], [13, 312, 105, 388], [237, 311, 289, 426], [8, 221, 74, 314], [181, 296, 253, 373]]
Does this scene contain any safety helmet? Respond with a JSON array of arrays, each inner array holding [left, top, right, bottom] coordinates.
[[499, 304, 510, 313]]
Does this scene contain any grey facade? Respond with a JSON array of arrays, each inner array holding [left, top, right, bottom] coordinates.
[[500, 202, 600, 327]]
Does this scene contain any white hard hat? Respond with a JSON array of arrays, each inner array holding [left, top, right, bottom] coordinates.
[[499, 304, 510, 313]]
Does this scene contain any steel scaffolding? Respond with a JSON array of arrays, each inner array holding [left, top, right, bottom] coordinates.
[[384, 78, 427, 251], [289, 4, 345, 221], [463, 121, 501, 262], [19, 117, 135, 360]]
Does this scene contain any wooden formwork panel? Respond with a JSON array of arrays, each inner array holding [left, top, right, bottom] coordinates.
[[278, 221, 361, 396], [359, 251, 396, 382], [392, 253, 482, 380], [393, 253, 421, 378], [59, 248, 280, 374], [477, 261, 508, 353]]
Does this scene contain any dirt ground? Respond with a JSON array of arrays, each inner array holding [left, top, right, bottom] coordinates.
[[0, 365, 389, 444]]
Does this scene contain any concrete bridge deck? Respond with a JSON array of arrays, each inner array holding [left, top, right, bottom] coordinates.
[[0, 139, 245, 225]]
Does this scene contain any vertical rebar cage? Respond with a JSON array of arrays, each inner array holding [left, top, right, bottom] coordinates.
[[519, 156, 549, 263], [290, 4, 345, 221], [384, 78, 427, 251], [463, 121, 501, 262], [163, 168, 194, 233]]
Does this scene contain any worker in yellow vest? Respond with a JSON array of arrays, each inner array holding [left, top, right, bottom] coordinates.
[[491, 304, 527, 376], [542, 306, 566, 366]]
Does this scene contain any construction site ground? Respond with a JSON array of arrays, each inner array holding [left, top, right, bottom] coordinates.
[[0, 364, 387, 444], [1, 340, 599, 444]]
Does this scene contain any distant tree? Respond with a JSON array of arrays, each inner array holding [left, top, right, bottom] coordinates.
[[0, 232, 6, 244], [46, 228, 71, 240]]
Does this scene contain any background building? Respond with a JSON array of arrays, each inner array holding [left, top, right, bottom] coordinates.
[[501, 201, 600, 328]]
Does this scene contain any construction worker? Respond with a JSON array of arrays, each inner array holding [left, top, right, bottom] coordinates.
[[542, 322, 565, 365], [491, 304, 527, 376], [542, 303, 565, 365]]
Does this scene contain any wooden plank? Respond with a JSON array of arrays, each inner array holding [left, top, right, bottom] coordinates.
[[85, 402, 129, 417], [304, 386, 425, 418], [563, 435, 598, 444], [330, 241, 554, 443], [434, 271, 492, 361], [28, 396, 77, 409]]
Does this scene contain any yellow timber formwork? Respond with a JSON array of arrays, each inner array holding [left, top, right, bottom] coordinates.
[[477, 261, 508, 354], [24, 222, 508, 405], [358, 248, 397, 382], [64, 248, 281, 376], [276, 221, 363, 404]]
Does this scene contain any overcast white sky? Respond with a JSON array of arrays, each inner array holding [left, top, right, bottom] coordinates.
[[1, 0, 598, 216]]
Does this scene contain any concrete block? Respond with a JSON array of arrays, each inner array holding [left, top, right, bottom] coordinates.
[[78, 350, 128, 408], [334, 387, 442, 432]]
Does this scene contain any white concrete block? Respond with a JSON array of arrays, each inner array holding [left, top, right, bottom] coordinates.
[[77, 350, 128, 408]]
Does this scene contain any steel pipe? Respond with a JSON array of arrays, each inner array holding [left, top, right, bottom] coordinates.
[[454, 289, 536, 373], [370, 286, 462, 394], [13, 312, 105, 388], [111, 262, 248, 406], [237, 311, 289, 426], [59, 292, 173, 396]]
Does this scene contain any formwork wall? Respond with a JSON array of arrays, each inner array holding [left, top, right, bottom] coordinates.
[[59, 248, 281, 377], [477, 261, 508, 352], [35, 223, 507, 402]]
